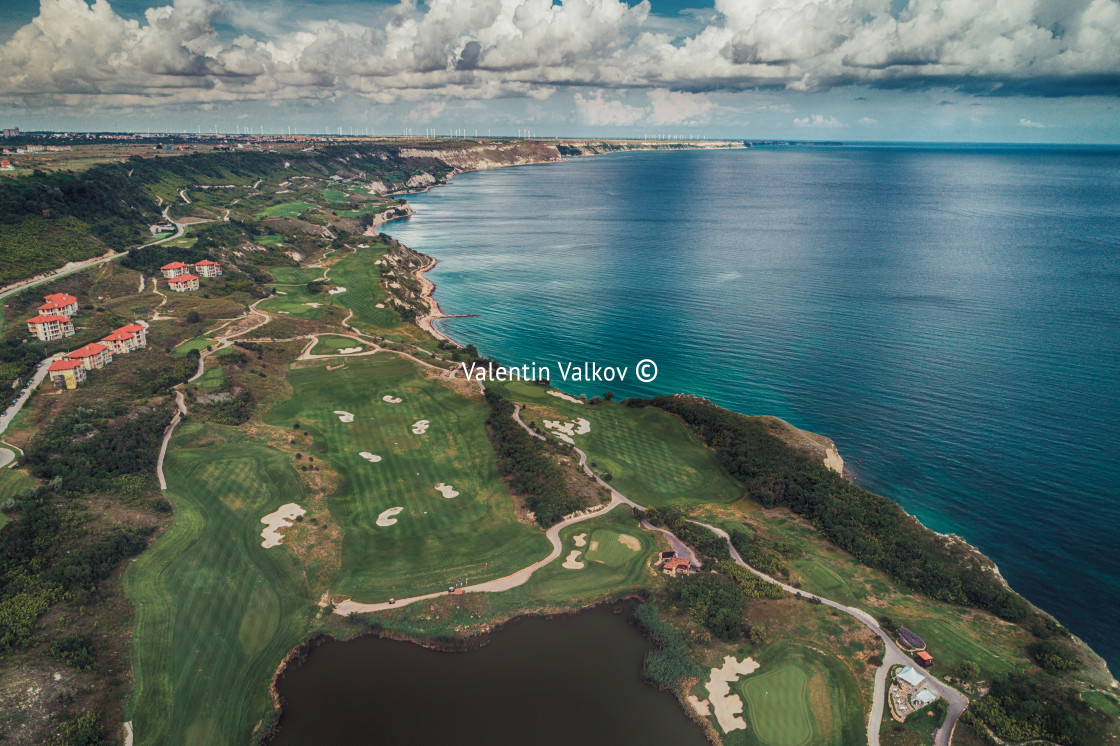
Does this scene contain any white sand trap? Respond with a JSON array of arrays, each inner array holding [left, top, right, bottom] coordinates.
[[338, 346, 362, 354], [618, 534, 642, 551], [328, 287, 347, 294], [547, 390, 583, 404], [573, 533, 587, 547], [376, 507, 403, 526], [260, 503, 305, 548], [542, 417, 591, 444], [304, 302, 323, 308], [275, 291, 288, 295], [374, 259, 383, 265], [562, 550, 585, 569], [687, 696, 712, 717], [705, 656, 761, 733], [375, 303, 385, 308], [382, 395, 402, 404], [334, 410, 355, 423], [434, 483, 459, 499], [359, 452, 382, 463], [412, 419, 430, 435], [589, 540, 599, 552]]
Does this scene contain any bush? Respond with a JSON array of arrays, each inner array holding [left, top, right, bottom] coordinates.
[[677, 572, 747, 641], [49, 634, 96, 671], [632, 604, 699, 690]]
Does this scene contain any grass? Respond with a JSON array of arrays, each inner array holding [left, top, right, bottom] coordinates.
[[256, 234, 285, 249], [123, 423, 314, 746], [324, 244, 401, 331], [264, 354, 550, 600], [268, 266, 323, 284], [492, 380, 742, 508], [258, 202, 315, 218], [310, 335, 366, 355], [321, 189, 350, 204], [258, 286, 332, 320], [192, 367, 225, 390], [722, 642, 864, 746], [170, 334, 216, 358], [1084, 690, 1120, 718]]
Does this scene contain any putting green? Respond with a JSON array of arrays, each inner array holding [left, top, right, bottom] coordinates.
[[739, 665, 814, 746], [265, 354, 549, 600], [259, 284, 332, 320], [311, 335, 366, 355], [123, 424, 313, 745], [494, 381, 742, 507]]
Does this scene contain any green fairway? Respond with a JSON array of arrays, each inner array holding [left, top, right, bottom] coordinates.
[[171, 334, 215, 358], [258, 285, 332, 320], [494, 381, 742, 507], [514, 508, 656, 602], [1084, 690, 1120, 718], [256, 234, 285, 249], [258, 201, 315, 218], [791, 560, 850, 598], [727, 643, 863, 746], [740, 666, 813, 746], [192, 366, 225, 390], [324, 243, 401, 331], [123, 423, 314, 746], [268, 266, 323, 284], [265, 354, 549, 600], [311, 335, 367, 355], [905, 618, 1018, 679], [321, 188, 350, 204]]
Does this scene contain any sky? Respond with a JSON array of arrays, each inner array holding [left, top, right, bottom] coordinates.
[[1, 0, 1118, 142]]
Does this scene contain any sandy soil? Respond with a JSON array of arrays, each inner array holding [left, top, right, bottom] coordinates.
[[562, 550, 585, 569], [434, 483, 459, 499], [260, 503, 306, 548], [334, 410, 355, 422], [704, 656, 761, 733], [573, 533, 587, 547], [359, 452, 382, 463], [376, 507, 403, 527], [375, 303, 385, 308], [618, 534, 641, 551], [547, 390, 583, 404], [338, 346, 362, 354]]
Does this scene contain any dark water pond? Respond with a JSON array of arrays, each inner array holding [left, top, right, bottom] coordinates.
[[273, 604, 709, 745]]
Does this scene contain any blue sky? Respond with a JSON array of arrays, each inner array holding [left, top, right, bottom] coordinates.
[[1, 0, 1118, 142]]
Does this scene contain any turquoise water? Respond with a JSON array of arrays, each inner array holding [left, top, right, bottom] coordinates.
[[385, 146, 1120, 669]]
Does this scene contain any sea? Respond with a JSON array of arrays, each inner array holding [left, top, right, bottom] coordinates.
[[384, 144, 1120, 670]]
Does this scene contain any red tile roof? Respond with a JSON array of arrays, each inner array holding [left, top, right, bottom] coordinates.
[[664, 557, 692, 571], [161, 262, 189, 270], [67, 343, 109, 359], [48, 359, 84, 371], [102, 330, 131, 341], [119, 323, 145, 333], [170, 274, 199, 282], [42, 293, 77, 305], [27, 314, 72, 324], [195, 260, 219, 266]]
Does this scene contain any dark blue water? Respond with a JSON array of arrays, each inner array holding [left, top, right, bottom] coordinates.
[[385, 146, 1120, 669]]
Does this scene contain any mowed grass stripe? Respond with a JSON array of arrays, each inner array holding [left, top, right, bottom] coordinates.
[[326, 243, 401, 331], [124, 425, 313, 746], [739, 665, 814, 746], [266, 355, 549, 600]]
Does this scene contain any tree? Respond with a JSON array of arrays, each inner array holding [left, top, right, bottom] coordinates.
[[957, 660, 980, 680], [186, 310, 202, 323]]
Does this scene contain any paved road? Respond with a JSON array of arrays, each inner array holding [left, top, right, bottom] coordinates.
[[0, 354, 58, 449]]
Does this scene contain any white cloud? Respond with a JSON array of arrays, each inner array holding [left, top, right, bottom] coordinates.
[[858, 116, 878, 125], [647, 89, 714, 125], [1019, 117, 1047, 128], [573, 90, 646, 126], [794, 114, 844, 128]]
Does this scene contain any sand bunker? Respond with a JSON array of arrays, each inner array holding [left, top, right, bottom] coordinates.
[[547, 390, 583, 404], [359, 452, 382, 463], [382, 395, 402, 404], [334, 410, 355, 422], [412, 419, 430, 435], [573, 533, 587, 547], [704, 656, 761, 733], [375, 303, 385, 308], [589, 540, 599, 551], [376, 507, 403, 527], [541, 417, 591, 444], [434, 483, 459, 499], [275, 291, 287, 295], [687, 696, 712, 717], [562, 550, 585, 569], [304, 302, 322, 308], [328, 287, 347, 295], [338, 346, 362, 354], [618, 534, 642, 551], [260, 503, 305, 548]]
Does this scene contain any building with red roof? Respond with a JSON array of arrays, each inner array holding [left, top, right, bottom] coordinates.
[[160, 261, 189, 279], [167, 274, 200, 292], [26, 314, 75, 341], [662, 557, 693, 575], [101, 321, 148, 353], [66, 342, 113, 370], [194, 259, 222, 277], [47, 359, 86, 389], [38, 292, 79, 318]]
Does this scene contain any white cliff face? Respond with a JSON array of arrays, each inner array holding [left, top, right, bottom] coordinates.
[[824, 445, 844, 474], [405, 172, 437, 189]]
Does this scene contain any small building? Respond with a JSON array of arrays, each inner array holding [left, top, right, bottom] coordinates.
[[194, 259, 222, 277], [160, 261, 190, 279], [914, 651, 934, 668], [662, 557, 692, 576], [895, 666, 928, 692], [911, 689, 938, 708], [101, 322, 148, 353], [0, 160, 12, 171], [38, 293, 79, 318], [47, 359, 86, 389], [26, 314, 75, 341], [149, 223, 176, 235], [167, 274, 200, 292], [66, 342, 112, 370]]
